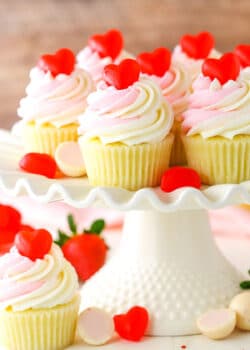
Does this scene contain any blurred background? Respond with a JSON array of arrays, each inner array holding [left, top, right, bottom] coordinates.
[[1, 0, 250, 130]]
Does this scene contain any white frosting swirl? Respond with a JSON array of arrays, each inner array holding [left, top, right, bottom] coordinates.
[[0, 244, 79, 311], [182, 75, 250, 139], [18, 67, 94, 128], [78, 77, 174, 146]]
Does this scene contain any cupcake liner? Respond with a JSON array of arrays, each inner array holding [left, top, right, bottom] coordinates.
[[0, 295, 80, 350], [79, 134, 174, 191], [182, 134, 250, 185], [22, 122, 79, 156], [170, 119, 187, 166]]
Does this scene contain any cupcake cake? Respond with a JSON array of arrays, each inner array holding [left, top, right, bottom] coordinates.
[[77, 29, 133, 83], [182, 52, 250, 185], [137, 47, 191, 165], [0, 229, 79, 350], [173, 31, 220, 82], [18, 48, 94, 156], [78, 59, 174, 191]]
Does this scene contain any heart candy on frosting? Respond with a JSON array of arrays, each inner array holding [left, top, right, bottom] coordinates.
[[103, 59, 140, 90], [202, 52, 241, 85], [88, 29, 123, 60], [38, 48, 75, 77], [136, 47, 171, 77], [180, 31, 215, 59], [234, 44, 250, 68]]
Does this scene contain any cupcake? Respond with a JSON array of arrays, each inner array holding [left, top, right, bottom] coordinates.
[[0, 229, 79, 350], [173, 31, 221, 82], [77, 29, 133, 83], [137, 47, 191, 165], [182, 52, 250, 185], [78, 59, 174, 191], [18, 48, 94, 156]]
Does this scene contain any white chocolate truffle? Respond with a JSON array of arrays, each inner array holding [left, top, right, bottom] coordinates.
[[197, 308, 236, 340], [78, 307, 114, 345], [230, 291, 250, 330], [55, 141, 86, 177]]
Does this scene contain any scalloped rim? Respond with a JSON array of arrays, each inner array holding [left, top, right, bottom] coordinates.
[[1, 129, 250, 211]]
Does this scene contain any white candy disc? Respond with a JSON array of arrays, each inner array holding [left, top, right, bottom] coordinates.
[[55, 141, 86, 177], [230, 291, 250, 330], [78, 307, 114, 345], [197, 308, 236, 340]]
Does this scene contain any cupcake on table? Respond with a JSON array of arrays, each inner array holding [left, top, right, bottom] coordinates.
[[0, 229, 79, 350], [78, 58, 174, 191], [182, 52, 250, 185], [136, 47, 191, 165], [18, 48, 94, 156], [173, 31, 221, 82], [77, 29, 133, 83]]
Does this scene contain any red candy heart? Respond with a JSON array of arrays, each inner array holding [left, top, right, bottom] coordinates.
[[202, 52, 240, 85], [0, 205, 21, 245], [136, 47, 171, 77], [38, 48, 75, 77], [103, 59, 140, 90], [180, 31, 215, 59], [161, 166, 201, 192], [19, 153, 57, 179], [234, 44, 250, 68], [15, 229, 53, 261], [114, 306, 149, 342], [89, 29, 123, 60]]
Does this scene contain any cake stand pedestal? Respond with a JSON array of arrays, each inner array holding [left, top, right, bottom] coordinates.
[[0, 129, 249, 336], [81, 209, 241, 336]]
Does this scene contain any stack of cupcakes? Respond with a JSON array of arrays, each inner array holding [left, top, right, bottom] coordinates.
[[16, 29, 250, 190]]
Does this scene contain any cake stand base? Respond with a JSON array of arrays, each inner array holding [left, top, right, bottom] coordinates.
[[75, 209, 240, 335]]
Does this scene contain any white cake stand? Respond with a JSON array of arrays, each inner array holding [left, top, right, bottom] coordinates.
[[1, 129, 250, 336]]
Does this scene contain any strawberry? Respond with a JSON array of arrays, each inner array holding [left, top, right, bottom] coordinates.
[[55, 215, 107, 281]]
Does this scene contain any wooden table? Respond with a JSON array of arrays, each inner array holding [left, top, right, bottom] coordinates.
[[1, 0, 250, 129]]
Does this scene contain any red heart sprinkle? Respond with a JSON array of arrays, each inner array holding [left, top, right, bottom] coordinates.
[[202, 52, 240, 85], [234, 44, 250, 68], [136, 47, 171, 77], [89, 29, 124, 60], [19, 153, 57, 179], [103, 59, 140, 90], [161, 167, 201, 192], [113, 306, 149, 342], [15, 229, 53, 261], [180, 31, 215, 59], [38, 48, 75, 77]]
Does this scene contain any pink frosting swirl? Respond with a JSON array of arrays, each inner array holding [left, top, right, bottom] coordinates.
[[182, 75, 250, 138], [0, 244, 78, 311], [78, 77, 173, 146]]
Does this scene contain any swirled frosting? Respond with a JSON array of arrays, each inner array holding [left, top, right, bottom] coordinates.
[[148, 63, 191, 117], [78, 77, 174, 146], [77, 46, 134, 82], [172, 45, 221, 81], [182, 75, 250, 139], [0, 244, 78, 311], [18, 67, 94, 128]]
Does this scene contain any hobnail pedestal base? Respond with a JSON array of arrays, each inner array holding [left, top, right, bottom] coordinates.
[[80, 209, 242, 336]]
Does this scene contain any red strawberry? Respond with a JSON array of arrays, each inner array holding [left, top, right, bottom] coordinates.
[[114, 306, 149, 341], [15, 229, 53, 261], [161, 166, 201, 192], [55, 215, 107, 281]]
